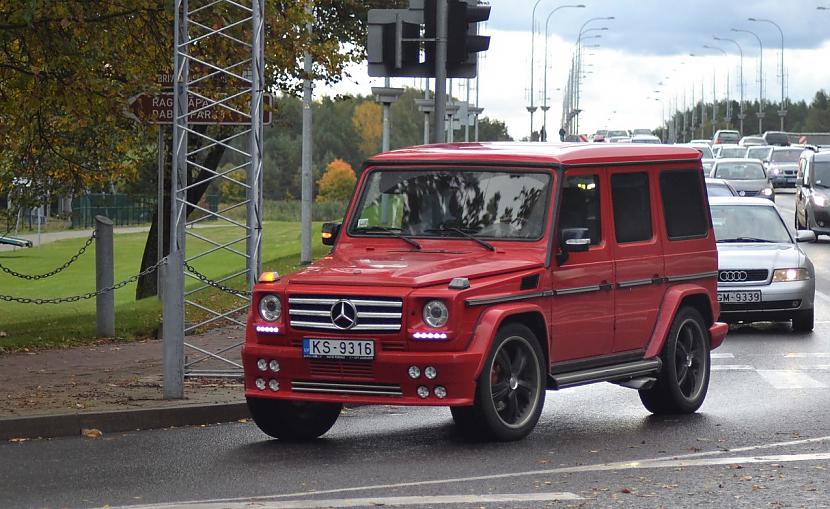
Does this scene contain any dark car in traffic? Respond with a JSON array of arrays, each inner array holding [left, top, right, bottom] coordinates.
[[796, 149, 830, 238]]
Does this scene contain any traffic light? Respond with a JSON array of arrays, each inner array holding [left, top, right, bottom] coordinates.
[[446, 0, 490, 78], [368, 9, 427, 77]]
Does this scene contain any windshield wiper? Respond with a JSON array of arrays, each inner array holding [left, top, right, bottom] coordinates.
[[354, 226, 421, 250], [718, 237, 774, 243], [425, 226, 496, 251]]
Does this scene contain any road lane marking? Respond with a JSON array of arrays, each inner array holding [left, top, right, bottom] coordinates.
[[129, 492, 584, 509], [711, 353, 735, 359], [756, 369, 828, 389], [711, 364, 754, 371], [784, 353, 830, 358], [118, 436, 830, 509]]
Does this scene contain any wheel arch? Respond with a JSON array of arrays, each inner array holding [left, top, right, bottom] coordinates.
[[468, 304, 549, 379], [645, 285, 717, 358]]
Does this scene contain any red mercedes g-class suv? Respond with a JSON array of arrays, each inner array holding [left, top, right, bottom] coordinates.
[[243, 142, 728, 441]]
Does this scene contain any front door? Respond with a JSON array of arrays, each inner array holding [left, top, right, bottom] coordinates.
[[549, 170, 614, 362]]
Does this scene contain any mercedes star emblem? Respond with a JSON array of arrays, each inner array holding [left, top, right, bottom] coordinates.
[[330, 300, 358, 330]]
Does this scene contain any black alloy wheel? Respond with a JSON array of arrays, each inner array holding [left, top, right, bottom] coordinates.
[[640, 307, 711, 414]]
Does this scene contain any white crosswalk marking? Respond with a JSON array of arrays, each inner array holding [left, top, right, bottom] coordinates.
[[711, 353, 735, 359], [755, 370, 828, 389], [784, 353, 830, 358], [711, 364, 754, 371]]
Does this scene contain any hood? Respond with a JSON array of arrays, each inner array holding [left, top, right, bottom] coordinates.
[[288, 250, 544, 288], [726, 179, 768, 192], [717, 242, 804, 270], [768, 162, 798, 170]]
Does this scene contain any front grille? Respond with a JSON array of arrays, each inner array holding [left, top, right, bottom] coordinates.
[[288, 295, 402, 333], [309, 359, 374, 379], [784, 169, 796, 176], [718, 269, 769, 283], [291, 380, 402, 396], [721, 299, 801, 311]]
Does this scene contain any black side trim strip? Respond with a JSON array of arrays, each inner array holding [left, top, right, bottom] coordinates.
[[465, 290, 552, 307], [550, 350, 646, 375], [555, 285, 601, 296], [551, 359, 662, 389], [666, 271, 718, 283], [617, 278, 655, 289]]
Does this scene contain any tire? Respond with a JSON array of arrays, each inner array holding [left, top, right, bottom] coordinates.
[[246, 397, 342, 440], [792, 309, 814, 333], [639, 307, 710, 414], [795, 210, 804, 231], [452, 323, 546, 441]]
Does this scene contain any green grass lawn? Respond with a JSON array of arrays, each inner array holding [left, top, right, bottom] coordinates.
[[0, 221, 327, 351]]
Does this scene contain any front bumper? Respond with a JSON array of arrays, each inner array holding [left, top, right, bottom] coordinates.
[[808, 206, 830, 233], [770, 175, 796, 188], [718, 279, 814, 322], [242, 343, 480, 406]]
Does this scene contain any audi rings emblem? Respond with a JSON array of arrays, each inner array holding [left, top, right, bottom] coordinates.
[[719, 270, 748, 282], [330, 300, 358, 330]]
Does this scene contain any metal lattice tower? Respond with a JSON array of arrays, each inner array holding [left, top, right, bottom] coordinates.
[[164, 0, 264, 397]]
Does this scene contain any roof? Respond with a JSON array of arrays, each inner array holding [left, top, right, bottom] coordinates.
[[367, 142, 701, 167], [709, 197, 776, 206]]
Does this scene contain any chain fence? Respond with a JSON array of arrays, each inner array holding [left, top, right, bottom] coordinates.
[[0, 257, 167, 305], [184, 262, 252, 298], [0, 232, 96, 280]]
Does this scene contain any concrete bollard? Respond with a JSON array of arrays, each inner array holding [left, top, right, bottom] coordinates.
[[95, 216, 115, 338]]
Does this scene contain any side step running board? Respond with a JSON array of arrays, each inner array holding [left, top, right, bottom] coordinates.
[[549, 359, 662, 390]]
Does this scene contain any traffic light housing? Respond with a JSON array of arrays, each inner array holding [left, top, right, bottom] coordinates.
[[368, 9, 427, 77], [446, 0, 490, 77]]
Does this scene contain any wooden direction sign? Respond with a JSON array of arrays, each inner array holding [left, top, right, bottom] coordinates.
[[128, 93, 272, 125]]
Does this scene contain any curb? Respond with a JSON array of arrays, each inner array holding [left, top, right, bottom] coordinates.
[[0, 402, 250, 441]]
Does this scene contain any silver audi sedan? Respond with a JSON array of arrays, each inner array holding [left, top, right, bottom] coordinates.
[[710, 197, 816, 332]]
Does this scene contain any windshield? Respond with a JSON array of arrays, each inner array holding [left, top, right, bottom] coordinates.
[[718, 147, 746, 158], [771, 149, 801, 163], [350, 169, 551, 240], [746, 147, 772, 160], [713, 162, 766, 180], [814, 161, 830, 188], [607, 130, 628, 137], [711, 204, 792, 243], [692, 145, 714, 159], [716, 132, 740, 142], [706, 183, 735, 197]]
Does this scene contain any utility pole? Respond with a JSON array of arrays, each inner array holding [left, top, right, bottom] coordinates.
[[300, 5, 313, 265], [432, 0, 448, 143]]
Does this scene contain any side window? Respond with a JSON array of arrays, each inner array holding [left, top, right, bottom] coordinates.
[[559, 174, 601, 245], [660, 170, 708, 240], [611, 172, 652, 243]]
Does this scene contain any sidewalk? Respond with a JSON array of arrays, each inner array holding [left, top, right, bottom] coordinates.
[[0, 325, 249, 440]]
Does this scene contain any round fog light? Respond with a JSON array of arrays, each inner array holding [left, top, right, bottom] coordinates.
[[255, 378, 266, 391], [269, 360, 280, 372], [434, 386, 447, 399], [424, 366, 437, 380], [268, 379, 279, 392], [257, 358, 267, 372], [417, 385, 430, 399], [408, 366, 421, 379]]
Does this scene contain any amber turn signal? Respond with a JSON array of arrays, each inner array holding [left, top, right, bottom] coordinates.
[[257, 271, 279, 283]]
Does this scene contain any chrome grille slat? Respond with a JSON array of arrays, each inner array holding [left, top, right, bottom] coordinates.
[[289, 294, 403, 333], [291, 380, 402, 396]]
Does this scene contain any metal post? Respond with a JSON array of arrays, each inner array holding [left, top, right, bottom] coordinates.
[[300, 5, 313, 264], [95, 215, 115, 338], [464, 79, 470, 142], [423, 79, 430, 144], [249, 0, 264, 286], [432, 0, 448, 143], [475, 71, 480, 141], [157, 127, 164, 299], [382, 77, 392, 152], [164, 0, 188, 400]]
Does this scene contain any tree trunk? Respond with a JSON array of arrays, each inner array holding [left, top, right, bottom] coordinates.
[[135, 126, 228, 299]]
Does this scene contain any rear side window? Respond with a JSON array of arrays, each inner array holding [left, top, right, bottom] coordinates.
[[611, 173, 652, 243], [660, 170, 708, 240], [559, 175, 602, 245]]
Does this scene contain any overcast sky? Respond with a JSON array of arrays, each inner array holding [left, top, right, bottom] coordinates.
[[320, 0, 830, 140]]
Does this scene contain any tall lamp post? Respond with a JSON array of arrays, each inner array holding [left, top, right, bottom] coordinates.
[[748, 17, 785, 131], [714, 35, 744, 134], [572, 16, 614, 134], [702, 44, 729, 130], [529, 2, 585, 140], [540, 4, 585, 140], [731, 27, 764, 134]]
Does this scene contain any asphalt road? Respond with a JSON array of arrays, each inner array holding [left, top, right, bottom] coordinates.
[[3, 190, 830, 509]]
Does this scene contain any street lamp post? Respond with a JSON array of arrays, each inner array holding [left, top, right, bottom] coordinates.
[[749, 17, 786, 131], [529, 2, 585, 140], [703, 44, 729, 130], [731, 27, 764, 134], [571, 16, 614, 135], [714, 35, 744, 134], [540, 4, 585, 141]]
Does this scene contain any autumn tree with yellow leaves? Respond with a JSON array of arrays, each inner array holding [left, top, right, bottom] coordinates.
[[316, 159, 356, 203]]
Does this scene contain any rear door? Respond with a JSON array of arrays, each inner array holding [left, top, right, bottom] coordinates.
[[609, 169, 665, 352]]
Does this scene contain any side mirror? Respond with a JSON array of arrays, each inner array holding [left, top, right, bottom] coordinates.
[[564, 237, 591, 252], [796, 230, 816, 243], [321, 222, 341, 246]]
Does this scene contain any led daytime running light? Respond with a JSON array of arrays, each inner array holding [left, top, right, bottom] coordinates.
[[255, 325, 281, 334], [412, 331, 449, 340]]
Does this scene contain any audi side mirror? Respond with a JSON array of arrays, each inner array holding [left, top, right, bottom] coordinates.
[[321, 222, 341, 246], [796, 230, 816, 243]]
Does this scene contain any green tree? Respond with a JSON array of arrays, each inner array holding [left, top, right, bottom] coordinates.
[[316, 159, 356, 203]]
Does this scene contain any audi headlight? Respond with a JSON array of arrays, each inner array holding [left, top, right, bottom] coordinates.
[[772, 268, 810, 282], [762, 187, 773, 196], [423, 300, 449, 328], [258, 294, 282, 322], [814, 195, 829, 207]]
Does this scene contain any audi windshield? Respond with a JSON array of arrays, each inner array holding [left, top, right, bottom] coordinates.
[[711, 204, 792, 244], [349, 169, 551, 240]]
